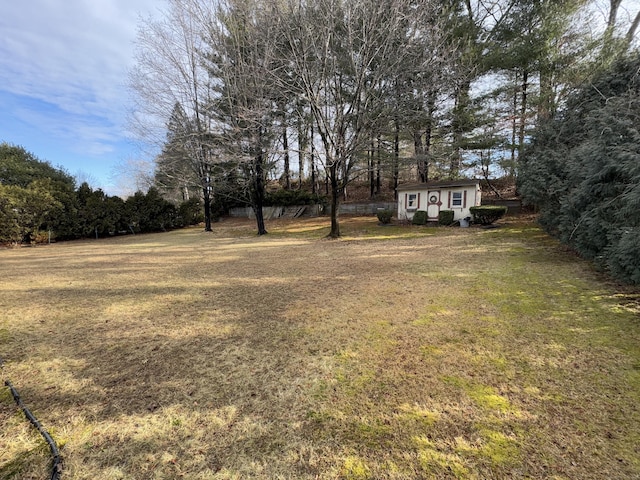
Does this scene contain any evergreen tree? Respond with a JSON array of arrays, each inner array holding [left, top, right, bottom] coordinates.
[[125, 187, 178, 233], [520, 53, 640, 284], [0, 142, 78, 241], [0, 142, 75, 188], [203, 0, 281, 235]]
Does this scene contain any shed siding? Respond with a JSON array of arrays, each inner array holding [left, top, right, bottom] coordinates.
[[397, 182, 481, 222]]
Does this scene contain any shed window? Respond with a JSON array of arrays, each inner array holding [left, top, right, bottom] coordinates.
[[452, 191, 463, 207], [407, 193, 418, 209]]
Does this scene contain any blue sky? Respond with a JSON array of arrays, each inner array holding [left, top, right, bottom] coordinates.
[[1, 0, 164, 196]]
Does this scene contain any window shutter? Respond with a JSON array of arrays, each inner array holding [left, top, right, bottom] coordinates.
[[404, 193, 408, 209], [463, 190, 467, 208], [448, 191, 451, 208], [417, 193, 420, 209]]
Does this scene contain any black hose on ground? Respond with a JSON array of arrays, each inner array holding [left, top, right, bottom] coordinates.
[[4, 379, 62, 480]]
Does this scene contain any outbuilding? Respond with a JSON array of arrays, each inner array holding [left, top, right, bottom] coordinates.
[[396, 179, 481, 222]]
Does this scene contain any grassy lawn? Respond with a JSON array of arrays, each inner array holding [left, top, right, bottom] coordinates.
[[1, 216, 639, 479]]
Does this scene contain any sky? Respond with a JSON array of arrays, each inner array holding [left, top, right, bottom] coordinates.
[[1, 0, 164, 196]]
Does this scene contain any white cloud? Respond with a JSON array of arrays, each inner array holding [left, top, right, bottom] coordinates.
[[0, 0, 162, 153]]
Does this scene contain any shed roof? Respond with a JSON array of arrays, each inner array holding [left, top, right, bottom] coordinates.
[[396, 179, 480, 191]]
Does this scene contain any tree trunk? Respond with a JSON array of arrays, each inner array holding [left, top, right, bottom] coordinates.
[[282, 121, 290, 190], [425, 92, 435, 156], [418, 91, 435, 183], [342, 161, 348, 201], [296, 105, 306, 190], [510, 71, 518, 177], [310, 123, 316, 194], [451, 81, 470, 178], [518, 69, 529, 160], [538, 62, 553, 122], [608, 0, 622, 31], [253, 161, 267, 235], [253, 129, 267, 235], [601, 0, 623, 62], [481, 152, 502, 198], [298, 139, 304, 190], [625, 10, 640, 47], [369, 136, 375, 198], [328, 161, 340, 238], [393, 116, 400, 200], [376, 134, 381, 195], [253, 203, 267, 235], [202, 185, 212, 232], [414, 130, 425, 182], [200, 161, 212, 232]]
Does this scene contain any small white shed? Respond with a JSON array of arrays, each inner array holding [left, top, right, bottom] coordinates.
[[397, 179, 481, 222]]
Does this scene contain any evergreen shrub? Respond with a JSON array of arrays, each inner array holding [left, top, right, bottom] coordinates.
[[469, 206, 507, 225], [412, 210, 428, 225], [519, 53, 640, 284], [377, 209, 393, 224], [177, 198, 204, 226], [438, 210, 454, 225], [264, 189, 326, 206]]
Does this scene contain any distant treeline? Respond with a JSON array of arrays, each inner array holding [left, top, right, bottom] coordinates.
[[0, 143, 203, 244]]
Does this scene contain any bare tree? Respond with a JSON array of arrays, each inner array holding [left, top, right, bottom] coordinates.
[[129, 0, 218, 231], [273, 0, 444, 237], [596, 0, 640, 61], [609, 0, 640, 49]]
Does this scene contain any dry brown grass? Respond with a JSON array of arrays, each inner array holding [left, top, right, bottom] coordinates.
[[1, 216, 639, 479]]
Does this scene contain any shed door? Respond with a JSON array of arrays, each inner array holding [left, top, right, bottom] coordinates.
[[427, 190, 441, 220]]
